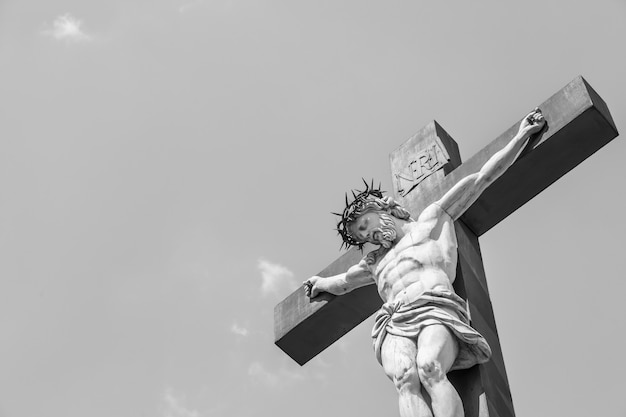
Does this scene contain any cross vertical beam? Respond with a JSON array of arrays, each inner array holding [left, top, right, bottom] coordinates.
[[450, 221, 514, 417], [391, 122, 514, 417]]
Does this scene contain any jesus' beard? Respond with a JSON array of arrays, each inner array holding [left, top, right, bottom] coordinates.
[[373, 213, 397, 249]]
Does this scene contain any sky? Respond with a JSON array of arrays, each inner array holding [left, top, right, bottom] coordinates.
[[0, 1, 625, 417]]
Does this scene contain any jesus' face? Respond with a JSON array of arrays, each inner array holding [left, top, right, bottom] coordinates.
[[348, 211, 398, 249]]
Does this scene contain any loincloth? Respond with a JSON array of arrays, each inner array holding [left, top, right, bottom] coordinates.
[[372, 288, 492, 371]]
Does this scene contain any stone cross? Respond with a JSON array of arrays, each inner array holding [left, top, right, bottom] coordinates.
[[274, 76, 618, 417]]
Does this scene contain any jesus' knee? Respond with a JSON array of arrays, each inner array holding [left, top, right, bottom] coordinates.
[[388, 363, 421, 395], [416, 357, 447, 390]]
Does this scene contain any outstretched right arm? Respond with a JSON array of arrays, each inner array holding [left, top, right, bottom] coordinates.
[[304, 258, 374, 298]]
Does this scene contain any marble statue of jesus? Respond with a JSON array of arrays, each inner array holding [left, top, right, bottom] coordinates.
[[303, 109, 546, 417]]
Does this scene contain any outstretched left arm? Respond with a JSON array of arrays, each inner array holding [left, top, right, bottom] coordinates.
[[436, 108, 546, 220]]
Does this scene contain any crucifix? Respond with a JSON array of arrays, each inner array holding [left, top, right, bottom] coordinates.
[[274, 76, 618, 417]]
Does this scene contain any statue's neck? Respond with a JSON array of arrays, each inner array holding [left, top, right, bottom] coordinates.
[[393, 218, 412, 243]]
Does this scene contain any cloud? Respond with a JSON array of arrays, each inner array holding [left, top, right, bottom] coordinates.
[[230, 322, 249, 337], [257, 259, 298, 298], [161, 388, 201, 417], [247, 361, 305, 388], [43, 14, 92, 43]]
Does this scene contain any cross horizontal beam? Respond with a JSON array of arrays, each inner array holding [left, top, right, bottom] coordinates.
[[274, 76, 618, 365], [402, 76, 618, 234]]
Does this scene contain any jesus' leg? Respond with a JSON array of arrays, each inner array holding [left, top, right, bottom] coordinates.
[[381, 334, 432, 417], [416, 325, 462, 417]]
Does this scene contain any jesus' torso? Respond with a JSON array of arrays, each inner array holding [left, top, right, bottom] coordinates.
[[366, 204, 458, 304]]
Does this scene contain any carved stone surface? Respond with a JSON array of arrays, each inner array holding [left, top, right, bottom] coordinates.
[[391, 130, 453, 197]]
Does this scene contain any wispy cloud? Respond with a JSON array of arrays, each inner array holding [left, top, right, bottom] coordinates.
[[257, 259, 298, 298], [161, 388, 201, 417], [230, 322, 249, 337], [248, 361, 305, 388], [43, 14, 92, 43]]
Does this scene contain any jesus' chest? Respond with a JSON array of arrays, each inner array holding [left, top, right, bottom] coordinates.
[[371, 218, 458, 282]]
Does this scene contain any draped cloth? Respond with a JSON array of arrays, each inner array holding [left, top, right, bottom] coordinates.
[[372, 288, 492, 371]]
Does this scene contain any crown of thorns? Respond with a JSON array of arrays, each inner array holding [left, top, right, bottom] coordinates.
[[333, 179, 384, 250]]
